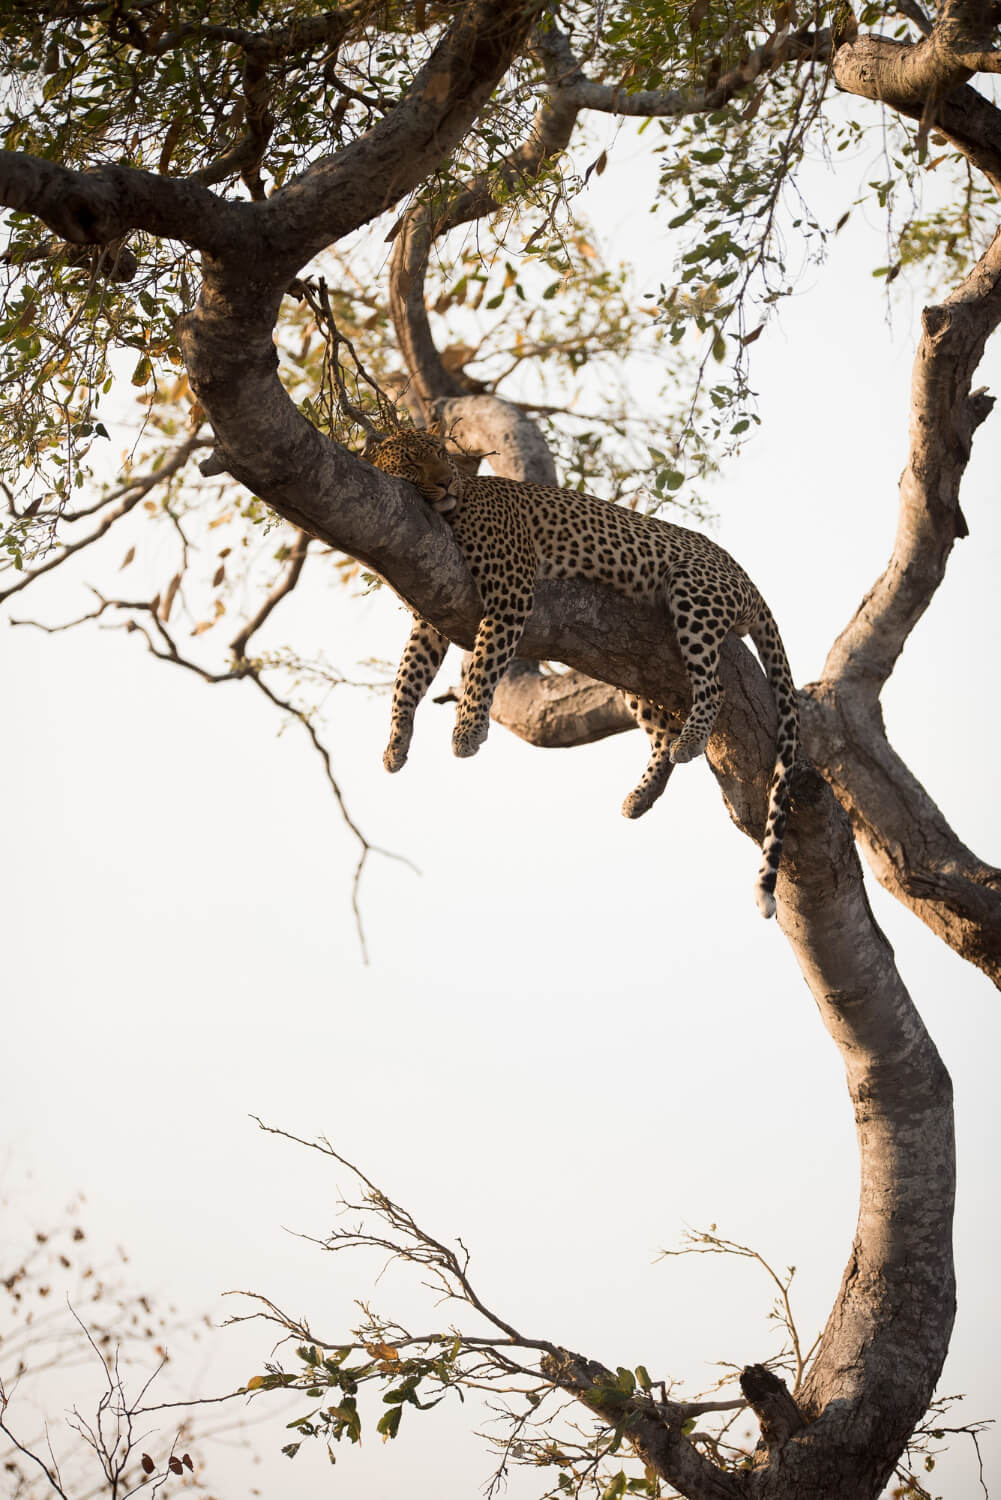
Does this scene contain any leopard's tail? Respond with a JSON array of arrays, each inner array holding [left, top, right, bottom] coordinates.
[[749, 603, 799, 919]]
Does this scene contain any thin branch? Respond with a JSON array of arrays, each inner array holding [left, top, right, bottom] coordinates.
[[0, 1412, 70, 1500], [11, 590, 417, 964], [229, 530, 310, 659], [246, 674, 417, 965], [0, 437, 204, 603]]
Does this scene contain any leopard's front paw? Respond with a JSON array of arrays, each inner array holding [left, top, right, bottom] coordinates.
[[669, 732, 706, 765], [622, 787, 655, 819], [383, 739, 409, 773], [452, 720, 488, 759]]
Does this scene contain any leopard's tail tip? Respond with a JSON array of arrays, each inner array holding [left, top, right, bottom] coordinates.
[[756, 885, 777, 920]]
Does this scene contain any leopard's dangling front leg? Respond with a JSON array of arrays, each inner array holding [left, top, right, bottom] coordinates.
[[450, 525, 537, 759], [451, 598, 534, 758], [621, 695, 678, 817], [384, 617, 449, 772]]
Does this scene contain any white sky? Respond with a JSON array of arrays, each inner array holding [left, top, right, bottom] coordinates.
[[3, 116, 1001, 1499]]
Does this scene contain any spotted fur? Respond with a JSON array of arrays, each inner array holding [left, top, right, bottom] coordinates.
[[371, 432, 798, 918]]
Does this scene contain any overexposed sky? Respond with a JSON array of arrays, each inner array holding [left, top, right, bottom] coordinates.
[[3, 118, 1000, 1499]]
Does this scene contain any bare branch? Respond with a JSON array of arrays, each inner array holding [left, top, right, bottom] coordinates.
[[229, 530, 310, 660], [0, 439, 201, 604], [547, 22, 832, 119]]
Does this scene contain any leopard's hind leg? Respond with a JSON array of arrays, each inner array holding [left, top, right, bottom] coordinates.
[[664, 566, 726, 764], [621, 695, 677, 817]]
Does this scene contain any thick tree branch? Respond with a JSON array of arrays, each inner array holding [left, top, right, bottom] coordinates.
[[833, 0, 1001, 191], [487, 661, 634, 746], [810, 227, 1001, 985], [1, 1, 545, 275], [739, 1364, 805, 1450], [761, 770, 956, 1498], [0, 150, 251, 257], [540, 1348, 744, 1500], [435, 396, 560, 483], [260, 0, 547, 271], [540, 22, 832, 119], [825, 229, 1001, 684]]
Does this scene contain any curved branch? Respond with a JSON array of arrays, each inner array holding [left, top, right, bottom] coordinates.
[[542, 21, 833, 118], [487, 661, 633, 746], [0, 149, 250, 256], [388, 73, 580, 416], [763, 770, 955, 1498], [1, 1, 546, 274], [542, 1349, 744, 1500], [833, 30, 1001, 192], [825, 229, 1001, 684], [261, 0, 548, 270], [435, 395, 559, 484], [811, 228, 1001, 984]]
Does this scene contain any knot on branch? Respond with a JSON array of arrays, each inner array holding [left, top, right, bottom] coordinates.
[[539, 1347, 606, 1393], [199, 450, 232, 478], [922, 304, 950, 338], [739, 1363, 805, 1446], [968, 384, 995, 429]]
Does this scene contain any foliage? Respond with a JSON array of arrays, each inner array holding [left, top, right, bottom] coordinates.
[[230, 1128, 991, 1498], [0, 1183, 232, 1498]]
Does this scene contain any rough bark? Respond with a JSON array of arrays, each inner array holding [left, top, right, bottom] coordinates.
[[3, 5, 996, 1494], [831, 0, 1001, 192], [806, 228, 1001, 984]]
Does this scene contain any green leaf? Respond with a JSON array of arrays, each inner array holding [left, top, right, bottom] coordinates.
[[377, 1406, 402, 1441], [602, 1472, 628, 1500]]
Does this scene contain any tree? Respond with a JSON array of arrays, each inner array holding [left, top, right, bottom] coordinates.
[[0, 1184, 236, 1498], [1, 3, 999, 1498]]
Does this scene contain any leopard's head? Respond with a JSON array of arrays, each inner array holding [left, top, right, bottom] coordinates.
[[369, 432, 466, 515]]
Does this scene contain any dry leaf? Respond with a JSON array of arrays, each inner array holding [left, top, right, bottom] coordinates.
[[160, 573, 181, 620]]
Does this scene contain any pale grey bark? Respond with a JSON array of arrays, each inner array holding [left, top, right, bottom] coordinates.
[[3, 4, 999, 1494]]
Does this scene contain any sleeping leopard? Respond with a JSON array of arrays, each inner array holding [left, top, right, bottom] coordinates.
[[370, 431, 799, 919]]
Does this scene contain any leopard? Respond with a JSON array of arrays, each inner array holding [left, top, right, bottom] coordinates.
[[370, 431, 799, 919]]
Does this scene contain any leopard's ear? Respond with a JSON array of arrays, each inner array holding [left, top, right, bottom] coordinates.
[[361, 430, 391, 459], [447, 441, 493, 478], [448, 445, 486, 479]]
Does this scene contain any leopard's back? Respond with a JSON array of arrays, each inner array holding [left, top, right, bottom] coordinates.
[[456, 474, 761, 622]]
